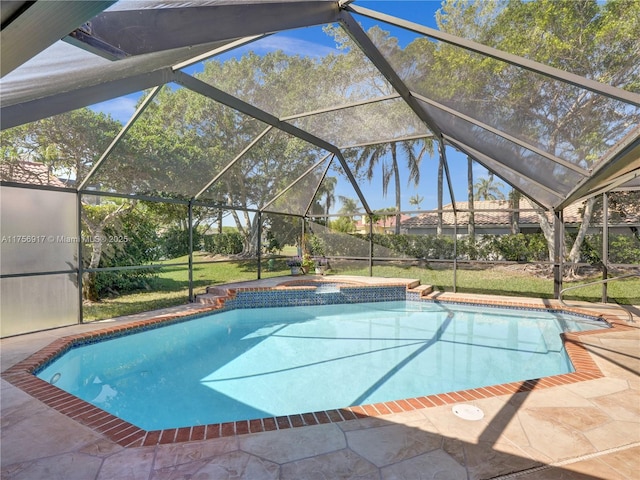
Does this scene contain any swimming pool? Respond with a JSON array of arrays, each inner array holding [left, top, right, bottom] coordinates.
[[36, 300, 606, 431]]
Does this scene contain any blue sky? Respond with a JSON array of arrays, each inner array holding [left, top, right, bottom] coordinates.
[[89, 0, 498, 214]]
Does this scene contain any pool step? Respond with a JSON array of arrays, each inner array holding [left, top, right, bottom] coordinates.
[[195, 287, 230, 305], [408, 284, 433, 296], [194, 293, 224, 305]]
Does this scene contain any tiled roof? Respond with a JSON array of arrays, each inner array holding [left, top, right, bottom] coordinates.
[[355, 214, 412, 229], [0, 161, 67, 188], [402, 199, 585, 227]]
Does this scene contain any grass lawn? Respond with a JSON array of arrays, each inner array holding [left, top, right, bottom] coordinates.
[[83, 254, 640, 321]]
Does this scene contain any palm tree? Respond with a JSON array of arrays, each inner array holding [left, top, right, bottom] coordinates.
[[309, 176, 336, 225], [337, 196, 360, 220], [474, 174, 505, 201], [333, 196, 360, 233], [467, 157, 475, 240], [409, 194, 424, 210], [509, 188, 521, 234], [353, 138, 434, 234]]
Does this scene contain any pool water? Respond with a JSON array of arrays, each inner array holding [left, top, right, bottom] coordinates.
[[37, 301, 606, 430]]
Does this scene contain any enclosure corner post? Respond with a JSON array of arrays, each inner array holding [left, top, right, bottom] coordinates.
[[602, 192, 609, 303], [77, 191, 84, 323], [453, 214, 458, 293], [188, 200, 194, 302], [369, 214, 373, 277], [257, 211, 262, 280], [553, 209, 564, 299]]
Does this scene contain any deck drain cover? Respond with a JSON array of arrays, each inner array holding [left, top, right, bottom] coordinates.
[[452, 404, 484, 421]]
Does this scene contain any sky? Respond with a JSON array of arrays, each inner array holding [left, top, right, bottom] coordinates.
[[88, 0, 498, 215]]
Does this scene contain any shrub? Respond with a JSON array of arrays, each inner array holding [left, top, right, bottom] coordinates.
[[203, 232, 243, 255], [92, 209, 162, 297], [609, 234, 640, 264], [488, 233, 547, 261], [159, 227, 203, 258]]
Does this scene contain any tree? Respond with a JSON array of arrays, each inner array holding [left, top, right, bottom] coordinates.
[[337, 196, 361, 220], [467, 157, 475, 239], [308, 175, 337, 225], [425, 0, 640, 273], [474, 175, 505, 201], [409, 194, 424, 210], [509, 188, 521, 234], [0, 108, 144, 299], [353, 140, 432, 235], [324, 24, 435, 235], [130, 52, 337, 256]]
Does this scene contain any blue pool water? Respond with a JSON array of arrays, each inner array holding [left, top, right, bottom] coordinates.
[[37, 301, 606, 430]]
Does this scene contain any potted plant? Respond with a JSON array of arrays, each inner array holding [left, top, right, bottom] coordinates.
[[314, 256, 329, 275], [286, 256, 303, 275], [301, 253, 315, 274]]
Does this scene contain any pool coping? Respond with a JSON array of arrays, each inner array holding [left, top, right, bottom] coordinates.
[[1, 284, 632, 449]]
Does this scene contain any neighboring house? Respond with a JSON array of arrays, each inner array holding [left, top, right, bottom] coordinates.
[[1, 161, 102, 204], [401, 198, 639, 235], [0, 161, 67, 188], [354, 214, 412, 234]]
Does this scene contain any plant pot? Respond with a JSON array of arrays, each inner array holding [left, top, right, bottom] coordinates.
[[290, 266, 302, 275], [315, 267, 326, 275]]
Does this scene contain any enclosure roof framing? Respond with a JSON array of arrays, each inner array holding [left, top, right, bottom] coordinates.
[[1, 0, 638, 215], [345, 3, 640, 107], [444, 135, 561, 211], [411, 92, 589, 176], [338, 9, 444, 139]]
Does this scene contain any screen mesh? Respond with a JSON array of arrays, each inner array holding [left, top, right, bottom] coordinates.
[[198, 128, 328, 215], [358, 15, 640, 173], [90, 84, 267, 199]]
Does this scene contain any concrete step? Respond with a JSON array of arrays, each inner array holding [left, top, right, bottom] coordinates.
[[194, 293, 225, 305], [205, 286, 228, 295], [409, 284, 433, 296]]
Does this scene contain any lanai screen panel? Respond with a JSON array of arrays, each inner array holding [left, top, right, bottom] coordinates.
[[264, 154, 332, 215], [289, 96, 431, 148], [198, 127, 328, 215], [358, 15, 640, 172], [308, 157, 365, 218], [89, 85, 265, 198], [194, 23, 398, 120], [446, 138, 563, 209], [420, 100, 580, 204]]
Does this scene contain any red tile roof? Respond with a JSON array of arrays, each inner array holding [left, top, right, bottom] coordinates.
[[402, 199, 585, 227], [0, 161, 67, 188]]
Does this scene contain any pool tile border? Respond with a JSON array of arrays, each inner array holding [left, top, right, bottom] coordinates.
[[2, 286, 632, 448]]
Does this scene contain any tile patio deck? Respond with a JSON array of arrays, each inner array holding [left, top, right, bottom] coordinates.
[[1, 277, 639, 479]]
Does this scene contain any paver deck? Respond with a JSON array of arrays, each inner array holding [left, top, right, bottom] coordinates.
[[2, 277, 638, 479]]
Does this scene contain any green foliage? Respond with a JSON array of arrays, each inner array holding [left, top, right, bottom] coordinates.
[[578, 233, 640, 265], [263, 230, 282, 255], [610, 235, 640, 264], [160, 227, 203, 258], [306, 234, 327, 256], [84, 252, 640, 321], [371, 233, 456, 259], [487, 233, 547, 261], [331, 216, 356, 233], [203, 232, 244, 255], [93, 207, 162, 297], [1, 108, 122, 184]]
